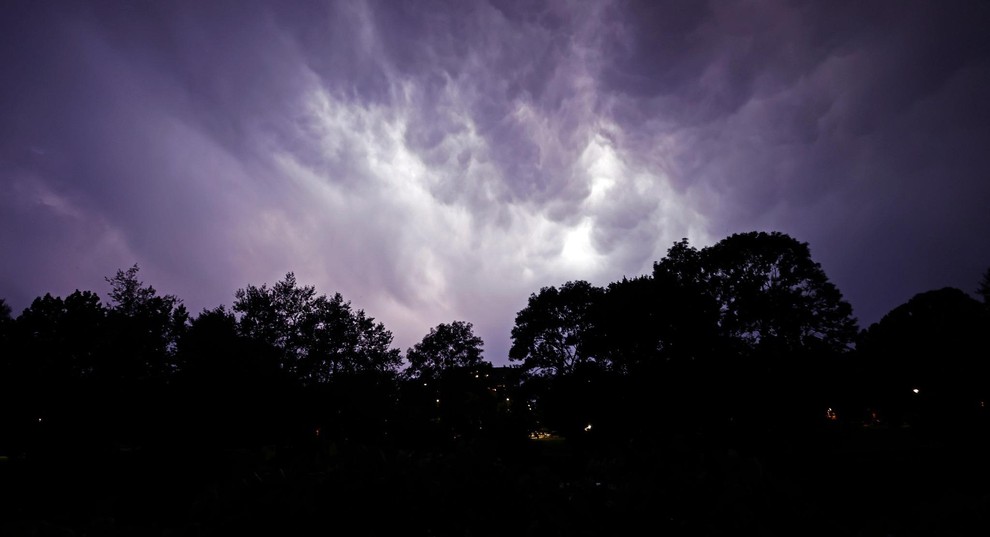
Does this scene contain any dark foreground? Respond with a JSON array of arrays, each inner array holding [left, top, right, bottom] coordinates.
[[2, 425, 989, 537]]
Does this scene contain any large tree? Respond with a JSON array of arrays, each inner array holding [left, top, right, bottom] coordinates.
[[104, 264, 189, 381], [233, 273, 401, 383], [591, 246, 726, 375], [401, 321, 497, 440], [405, 320, 486, 381], [858, 287, 989, 426], [698, 231, 857, 357], [628, 233, 859, 431], [509, 280, 605, 377], [178, 305, 283, 385], [233, 272, 318, 363], [175, 306, 291, 445], [309, 292, 402, 378], [13, 290, 107, 381], [593, 276, 663, 373]]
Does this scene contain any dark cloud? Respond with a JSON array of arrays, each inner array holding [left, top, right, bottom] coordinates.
[[2, 0, 988, 362], [592, 0, 990, 321]]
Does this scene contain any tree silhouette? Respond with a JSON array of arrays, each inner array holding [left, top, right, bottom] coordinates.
[[859, 287, 989, 429], [104, 264, 188, 381], [654, 238, 705, 287], [978, 267, 990, 306], [696, 232, 857, 430], [234, 272, 317, 367], [594, 268, 724, 436], [14, 291, 106, 381], [234, 273, 401, 383], [406, 320, 485, 381], [401, 321, 496, 442], [509, 280, 605, 377], [0, 297, 14, 455], [0, 297, 11, 381], [0, 290, 114, 452], [651, 238, 725, 362], [509, 281, 618, 439], [175, 305, 291, 446], [313, 294, 402, 377], [594, 276, 662, 373], [700, 232, 857, 357]]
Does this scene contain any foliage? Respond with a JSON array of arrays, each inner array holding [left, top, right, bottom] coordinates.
[[405, 320, 486, 381], [174, 306, 293, 446], [233, 273, 402, 383], [509, 280, 605, 377], [13, 290, 106, 381], [179, 305, 283, 384], [7, 232, 990, 537], [593, 276, 662, 373], [400, 321, 500, 442], [650, 238, 725, 362], [104, 264, 189, 380], [857, 287, 990, 427], [699, 231, 857, 357]]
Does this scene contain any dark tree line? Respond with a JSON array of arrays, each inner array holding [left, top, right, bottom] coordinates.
[[0, 267, 514, 457], [1, 232, 989, 536], [1, 232, 988, 459], [511, 232, 857, 374], [509, 231, 989, 441]]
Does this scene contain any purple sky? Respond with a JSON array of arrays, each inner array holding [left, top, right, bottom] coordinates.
[[2, 0, 989, 364]]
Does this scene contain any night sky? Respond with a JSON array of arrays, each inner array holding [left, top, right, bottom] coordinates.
[[2, 0, 989, 364]]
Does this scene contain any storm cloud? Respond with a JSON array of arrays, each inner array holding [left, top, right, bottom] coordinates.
[[2, 0, 989, 362]]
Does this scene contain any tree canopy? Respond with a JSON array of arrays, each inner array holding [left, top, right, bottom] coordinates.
[[233, 272, 402, 383], [405, 320, 486, 381], [698, 231, 858, 357], [859, 287, 989, 402], [509, 280, 605, 377], [511, 232, 856, 383], [104, 264, 189, 381]]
